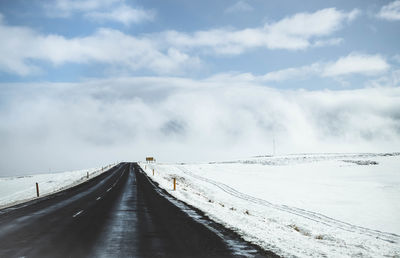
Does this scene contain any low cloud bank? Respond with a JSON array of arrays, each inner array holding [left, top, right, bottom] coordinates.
[[0, 78, 399, 175]]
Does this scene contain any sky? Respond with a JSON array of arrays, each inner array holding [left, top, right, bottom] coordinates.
[[0, 0, 399, 175]]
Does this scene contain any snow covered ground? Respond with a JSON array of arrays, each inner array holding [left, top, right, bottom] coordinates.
[[0, 164, 116, 209], [140, 153, 400, 257]]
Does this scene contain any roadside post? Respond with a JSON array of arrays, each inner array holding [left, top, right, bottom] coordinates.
[[36, 183, 39, 197], [152, 169, 154, 176], [173, 178, 176, 191], [87, 172, 89, 179]]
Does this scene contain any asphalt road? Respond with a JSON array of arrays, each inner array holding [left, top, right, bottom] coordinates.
[[0, 163, 277, 257]]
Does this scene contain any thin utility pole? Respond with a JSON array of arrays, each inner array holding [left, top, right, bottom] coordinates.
[[273, 136, 276, 156]]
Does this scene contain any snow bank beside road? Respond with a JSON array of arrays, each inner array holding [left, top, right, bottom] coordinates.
[[0, 164, 115, 209], [140, 153, 400, 257]]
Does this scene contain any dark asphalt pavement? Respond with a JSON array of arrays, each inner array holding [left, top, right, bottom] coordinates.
[[0, 163, 277, 257]]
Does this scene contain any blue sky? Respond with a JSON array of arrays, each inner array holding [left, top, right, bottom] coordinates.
[[0, 0, 399, 88], [0, 0, 399, 174]]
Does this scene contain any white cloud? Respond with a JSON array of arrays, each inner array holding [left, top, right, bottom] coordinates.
[[262, 63, 322, 82], [45, 0, 121, 17], [313, 38, 343, 47], [85, 4, 155, 26], [323, 53, 389, 77], [264, 8, 358, 39], [377, 0, 400, 20], [0, 20, 199, 76], [45, 0, 154, 25], [260, 53, 390, 82], [347, 9, 361, 21], [0, 8, 360, 76], [367, 69, 400, 88], [164, 8, 359, 54], [225, 1, 254, 13], [1, 77, 399, 174], [0, 22, 41, 75]]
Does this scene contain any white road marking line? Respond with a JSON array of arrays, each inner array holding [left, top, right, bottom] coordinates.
[[96, 197, 102, 201], [72, 210, 84, 218], [107, 187, 112, 192]]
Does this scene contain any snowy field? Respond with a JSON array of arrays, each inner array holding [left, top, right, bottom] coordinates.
[[140, 153, 400, 257], [0, 164, 115, 209]]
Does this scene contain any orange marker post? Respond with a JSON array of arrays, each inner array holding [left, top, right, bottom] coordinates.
[[173, 178, 176, 191]]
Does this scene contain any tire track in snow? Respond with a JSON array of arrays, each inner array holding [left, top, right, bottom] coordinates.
[[177, 166, 399, 244]]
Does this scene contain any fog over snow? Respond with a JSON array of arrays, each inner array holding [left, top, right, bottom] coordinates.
[[0, 0, 399, 175]]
